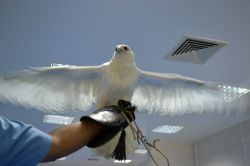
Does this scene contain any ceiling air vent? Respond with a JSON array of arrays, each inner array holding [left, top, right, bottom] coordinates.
[[166, 35, 227, 64]]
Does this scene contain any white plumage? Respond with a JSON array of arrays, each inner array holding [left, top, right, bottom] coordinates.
[[0, 44, 248, 158], [0, 44, 228, 115]]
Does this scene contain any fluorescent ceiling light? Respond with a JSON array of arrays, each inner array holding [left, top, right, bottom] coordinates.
[[152, 125, 183, 134], [218, 85, 250, 102], [43, 114, 74, 125], [113, 159, 132, 164], [135, 149, 147, 154], [57, 157, 66, 160]]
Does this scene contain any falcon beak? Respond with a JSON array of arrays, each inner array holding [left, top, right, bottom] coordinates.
[[115, 46, 122, 54]]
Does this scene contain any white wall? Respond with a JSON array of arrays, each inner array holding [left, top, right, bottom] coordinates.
[[39, 141, 195, 166], [194, 118, 250, 166], [150, 141, 195, 166], [40, 118, 250, 166]]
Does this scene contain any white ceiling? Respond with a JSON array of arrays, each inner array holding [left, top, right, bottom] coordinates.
[[1, 0, 250, 165]]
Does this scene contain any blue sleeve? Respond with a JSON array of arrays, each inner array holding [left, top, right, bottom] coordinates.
[[0, 116, 52, 166]]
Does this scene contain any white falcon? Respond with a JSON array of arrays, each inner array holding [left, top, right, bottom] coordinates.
[[0, 44, 248, 115], [0, 44, 249, 156]]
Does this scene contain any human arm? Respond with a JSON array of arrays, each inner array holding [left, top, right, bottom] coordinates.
[[0, 100, 135, 166], [42, 119, 104, 162], [42, 100, 136, 162]]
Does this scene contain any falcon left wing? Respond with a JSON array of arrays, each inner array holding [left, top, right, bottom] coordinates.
[[131, 70, 248, 115]]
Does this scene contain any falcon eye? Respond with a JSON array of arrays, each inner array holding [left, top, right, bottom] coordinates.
[[123, 46, 128, 51]]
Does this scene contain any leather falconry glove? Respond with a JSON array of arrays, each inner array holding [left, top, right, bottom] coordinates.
[[80, 99, 136, 161]]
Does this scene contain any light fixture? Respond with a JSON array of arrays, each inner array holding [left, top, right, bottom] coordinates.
[[135, 149, 147, 154], [57, 157, 66, 160], [152, 125, 183, 134], [43, 114, 74, 125], [113, 159, 132, 164], [218, 84, 250, 102]]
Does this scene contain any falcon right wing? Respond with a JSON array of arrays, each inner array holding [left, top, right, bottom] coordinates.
[[0, 65, 103, 113]]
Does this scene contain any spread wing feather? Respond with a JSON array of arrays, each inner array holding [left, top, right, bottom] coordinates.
[[0, 65, 102, 113], [132, 70, 223, 115]]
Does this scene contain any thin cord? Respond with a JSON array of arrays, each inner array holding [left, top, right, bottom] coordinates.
[[121, 110, 170, 166]]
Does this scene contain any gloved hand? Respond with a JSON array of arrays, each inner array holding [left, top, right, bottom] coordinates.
[[80, 99, 136, 160]]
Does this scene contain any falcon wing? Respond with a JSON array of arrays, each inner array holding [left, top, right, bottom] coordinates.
[[132, 70, 227, 115], [0, 65, 102, 113]]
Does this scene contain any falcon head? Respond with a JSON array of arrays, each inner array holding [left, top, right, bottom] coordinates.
[[115, 44, 130, 53], [110, 44, 136, 68], [114, 44, 134, 56], [112, 44, 135, 63]]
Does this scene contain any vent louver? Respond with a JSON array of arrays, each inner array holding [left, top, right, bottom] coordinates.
[[166, 35, 227, 64]]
